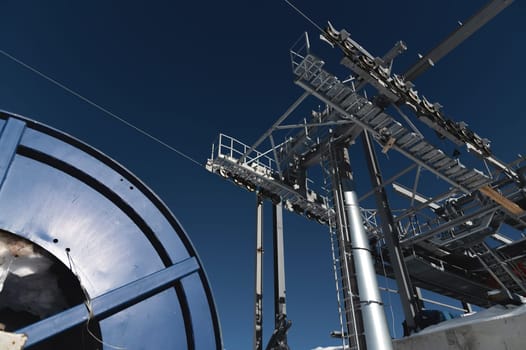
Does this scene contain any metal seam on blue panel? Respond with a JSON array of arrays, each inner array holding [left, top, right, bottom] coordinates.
[[198, 269, 223, 350], [17, 257, 199, 347], [175, 281, 196, 350], [0, 118, 25, 189]]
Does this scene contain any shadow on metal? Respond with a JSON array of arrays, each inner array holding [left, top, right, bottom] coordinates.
[[0, 111, 221, 349]]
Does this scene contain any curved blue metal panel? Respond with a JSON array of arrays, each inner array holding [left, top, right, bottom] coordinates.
[[0, 111, 222, 349]]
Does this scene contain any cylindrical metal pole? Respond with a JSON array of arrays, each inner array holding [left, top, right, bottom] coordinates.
[[332, 146, 393, 350], [343, 189, 393, 350], [254, 194, 264, 350], [273, 202, 287, 319], [262, 201, 292, 350], [331, 166, 365, 349]]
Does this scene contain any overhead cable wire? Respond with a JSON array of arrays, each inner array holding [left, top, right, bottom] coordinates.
[[0, 49, 204, 168], [283, 0, 324, 32]]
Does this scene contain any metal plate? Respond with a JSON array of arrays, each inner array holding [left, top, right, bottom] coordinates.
[[0, 111, 221, 349]]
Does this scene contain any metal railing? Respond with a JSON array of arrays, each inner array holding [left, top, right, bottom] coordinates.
[[290, 32, 311, 72], [215, 133, 276, 175]]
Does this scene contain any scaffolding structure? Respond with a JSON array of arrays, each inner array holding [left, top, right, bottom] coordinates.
[[206, 1, 522, 349]]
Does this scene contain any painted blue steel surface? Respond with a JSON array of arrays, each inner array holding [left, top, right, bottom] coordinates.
[[182, 273, 218, 350], [18, 126, 191, 265], [0, 118, 24, 188], [19, 257, 199, 347], [100, 289, 189, 349], [0, 111, 221, 349]]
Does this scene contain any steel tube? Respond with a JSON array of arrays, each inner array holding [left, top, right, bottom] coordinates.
[[332, 146, 393, 350], [254, 194, 264, 350], [343, 189, 393, 350]]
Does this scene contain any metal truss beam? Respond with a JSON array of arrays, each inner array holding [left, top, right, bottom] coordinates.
[[393, 188, 461, 223], [294, 79, 477, 194], [400, 205, 499, 247], [239, 92, 309, 164], [331, 145, 393, 350], [362, 131, 421, 333], [359, 164, 417, 202]]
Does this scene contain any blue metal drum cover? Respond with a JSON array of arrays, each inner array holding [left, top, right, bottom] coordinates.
[[0, 111, 222, 349]]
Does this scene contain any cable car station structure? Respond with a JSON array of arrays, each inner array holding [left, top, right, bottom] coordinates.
[[206, 1, 523, 349]]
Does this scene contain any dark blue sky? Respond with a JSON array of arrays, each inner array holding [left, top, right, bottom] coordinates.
[[0, 1, 524, 349]]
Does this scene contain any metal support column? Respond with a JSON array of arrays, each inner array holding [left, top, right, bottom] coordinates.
[[330, 150, 365, 349], [362, 131, 421, 334], [266, 202, 291, 350], [254, 194, 264, 350], [331, 145, 393, 350]]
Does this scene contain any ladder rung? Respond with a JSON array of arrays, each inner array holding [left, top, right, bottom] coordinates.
[[427, 151, 446, 164], [421, 149, 441, 162], [444, 163, 466, 176], [327, 82, 345, 99], [304, 65, 324, 81], [418, 148, 436, 160], [408, 141, 428, 154], [353, 103, 372, 118], [456, 170, 479, 182], [450, 168, 471, 180], [375, 118, 394, 132], [340, 91, 358, 107], [465, 177, 488, 190], [334, 87, 354, 103], [386, 122, 405, 137], [397, 132, 421, 148], [369, 113, 390, 127], [311, 71, 330, 88], [319, 76, 339, 92], [463, 174, 486, 186], [435, 158, 456, 171], [356, 104, 377, 121], [414, 144, 435, 157]]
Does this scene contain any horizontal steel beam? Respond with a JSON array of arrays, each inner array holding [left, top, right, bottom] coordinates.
[[392, 182, 441, 210], [379, 286, 468, 312], [400, 205, 498, 247], [358, 164, 417, 202], [404, 0, 514, 80]]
